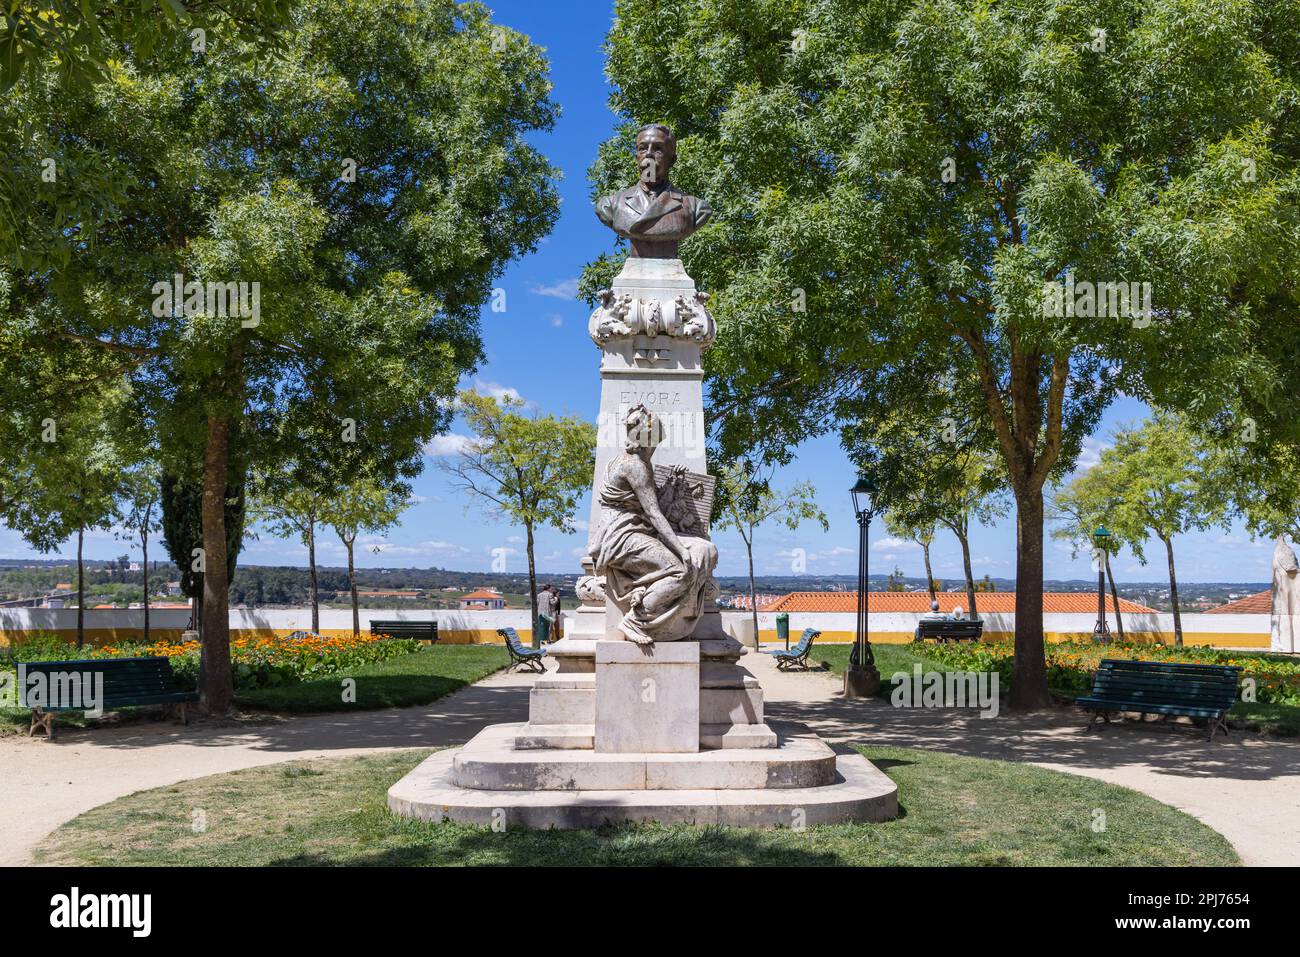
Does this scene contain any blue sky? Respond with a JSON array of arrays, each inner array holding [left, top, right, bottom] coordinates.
[[0, 0, 1273, 584]]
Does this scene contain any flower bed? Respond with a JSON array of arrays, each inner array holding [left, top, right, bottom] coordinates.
[[922, 641, 1300, 706], [3, 631, 421, 691]]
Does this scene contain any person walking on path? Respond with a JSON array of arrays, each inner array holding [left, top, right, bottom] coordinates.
[[547, 584, 564, 641], [535, 583, 557, 646]]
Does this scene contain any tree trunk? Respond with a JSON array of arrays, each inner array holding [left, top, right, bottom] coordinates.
[[1104, 552, 1124, 642], [746, 532, 759, 647], [308, 519, 319, 633], [76, 523, 85, 648], [347, 538, 359, 638], [1163, 534, 1183, 648], [526, 521, 538, 648], [922, 543, 936, 602], [957, 529, 978, 620], [1010, 486, 1053, 709], [142, 522, 150, 644], [199, 413, 234, 714]]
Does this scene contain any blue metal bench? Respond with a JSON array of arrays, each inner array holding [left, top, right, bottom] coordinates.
[[769, 627, 819, 671], [1077, 659, 1241, 741], [497, 627, 547, 674]]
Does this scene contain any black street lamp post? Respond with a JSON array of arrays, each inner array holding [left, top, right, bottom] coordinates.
[[1092, 525, 1113, 644], [845, 476, 882, 699]]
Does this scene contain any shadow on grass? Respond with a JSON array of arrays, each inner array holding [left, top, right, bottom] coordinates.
[[263, 826, 851, 867]]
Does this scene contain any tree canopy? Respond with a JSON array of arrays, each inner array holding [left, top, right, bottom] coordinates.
[[3, 0, 562, 710], [591, 0, 1300, 706], [443, 389, 596, 622]]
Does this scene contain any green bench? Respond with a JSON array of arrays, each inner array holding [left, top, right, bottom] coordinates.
[[19, 656, 198, 741], [1077, 659, 1242, 741], [769, 628, 819, 671], [497, 627, 547, 674], [369, 620, 439, 644], [914, 618, 984, 642]]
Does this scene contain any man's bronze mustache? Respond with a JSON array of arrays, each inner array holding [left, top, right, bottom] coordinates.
[[639, 156, 660, 182]]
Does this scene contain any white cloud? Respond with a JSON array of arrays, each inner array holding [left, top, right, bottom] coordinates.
[[548, 314, 564, 327], [1074, 435, 1110, 472], [368, 540, 470, 557], [873, 537, 918, 550], [424, 433, 471, 457], [530, 278, 580, 299], [474, 379, 522, 402]]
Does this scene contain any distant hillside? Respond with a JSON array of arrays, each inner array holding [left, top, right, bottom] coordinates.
[[0, 558, 1269, 612]]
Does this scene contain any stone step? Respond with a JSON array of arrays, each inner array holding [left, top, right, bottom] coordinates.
[[513, 723, 593, 750], [700, 723, 778, 749], [450, 722, 836, 791], [390, 741, 898, 830]]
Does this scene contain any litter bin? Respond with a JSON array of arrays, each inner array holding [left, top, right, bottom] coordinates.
[[776, 612, 790, 650]]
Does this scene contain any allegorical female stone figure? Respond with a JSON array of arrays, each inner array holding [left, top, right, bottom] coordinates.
[[589, 405, 718, 643]]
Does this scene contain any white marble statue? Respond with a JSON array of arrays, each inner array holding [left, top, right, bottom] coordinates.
[[1272, 533, 1299, 653], [588, 405, 719, 644]]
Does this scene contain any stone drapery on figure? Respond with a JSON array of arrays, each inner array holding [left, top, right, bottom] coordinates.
[[1272, 534, 1299, 652], [588, 406, 718, 643]]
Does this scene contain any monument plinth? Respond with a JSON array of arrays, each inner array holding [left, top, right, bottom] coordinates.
[[389, 124, 897, 828]]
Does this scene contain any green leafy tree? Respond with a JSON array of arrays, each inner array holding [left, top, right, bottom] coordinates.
[[1062, 415, 1226, 646], [253, 471, 330, 633], [323, 475, 411, 637], [1194, 432, 1300, 543], [846, 404, 1007, 619], [591, 0, 1300, 707], [5, 0, 560, 712], [160, 464, 246, 640], [1050, 479, 1132, 641], [0, 0, 289, 92], [713, 460, 827, 641], [0, 1, 290, 268], [883, 508, 937, 603], [443, 390, 596, 626], [118, 459, 162, 642], [6, 388, 130, 645]]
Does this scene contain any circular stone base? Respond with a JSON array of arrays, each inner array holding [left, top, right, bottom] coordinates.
[[388, 727, 898, 830]]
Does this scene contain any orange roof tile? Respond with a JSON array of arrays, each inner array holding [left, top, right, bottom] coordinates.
[[460, 589, 505, 601], [1204, 590, 1270, 614], [760, 591, 1156, 614]]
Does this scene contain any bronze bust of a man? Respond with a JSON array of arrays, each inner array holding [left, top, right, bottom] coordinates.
[[595, 123, 712, 259]]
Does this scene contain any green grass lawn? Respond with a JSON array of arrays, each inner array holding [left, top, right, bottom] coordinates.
[[812, 641, 1300, 735], [808, 642, 951, 694], [1, 645, 509, 734], [34, 745, 1238, 866]]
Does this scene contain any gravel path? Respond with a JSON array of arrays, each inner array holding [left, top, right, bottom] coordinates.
[[753, 650, 1300, 867], [0, 666, 536, 865], [3, 648, 1296, 866]]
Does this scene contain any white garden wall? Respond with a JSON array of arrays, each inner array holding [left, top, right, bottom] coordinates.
[[0, 606, 1274, 650]]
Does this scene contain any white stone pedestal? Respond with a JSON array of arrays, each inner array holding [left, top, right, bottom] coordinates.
[[595, 640, 699, 753], [386, 251, 897, 829]]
